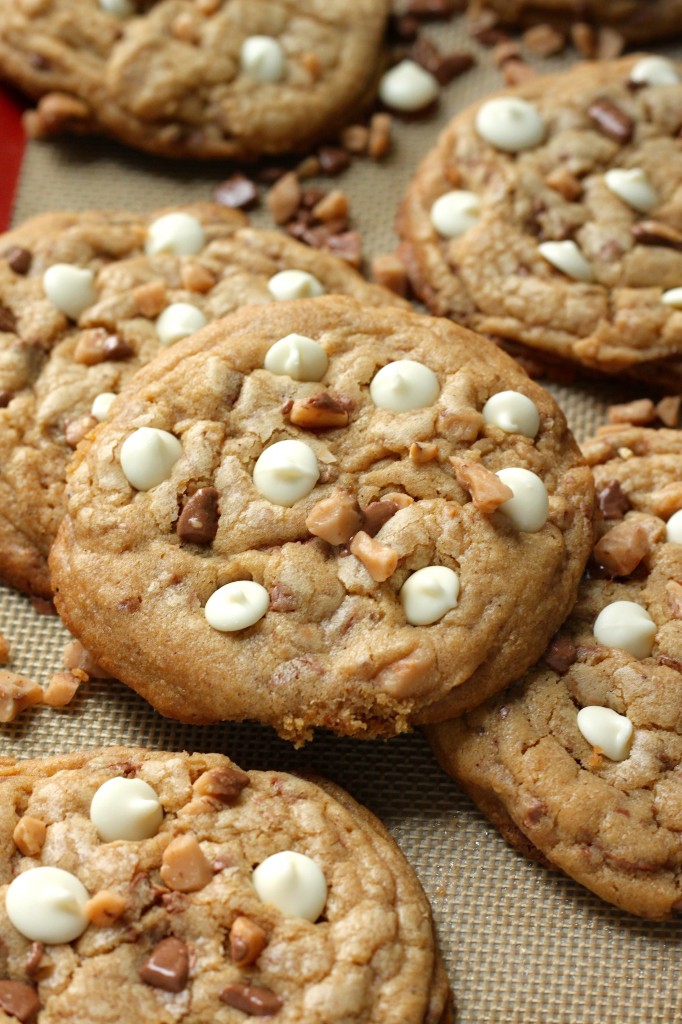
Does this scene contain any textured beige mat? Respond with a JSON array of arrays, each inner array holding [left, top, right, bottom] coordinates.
[[3, 10, 682, 1023]]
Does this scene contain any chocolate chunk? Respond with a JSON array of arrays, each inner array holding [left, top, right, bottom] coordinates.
[[0, 981, 40, 1023], [362, 500, 400, 537], [27, 52, 51, 70], [388, 13, 420, 40], [0, 304, 17, 333], [24, 944, 44, 979], [405, 0, 461, 17], [317, 146, 351, 176], [632, 221, 682, 252], [597, 480, 631, 519], [3, 246, 32, 275], [219, 983, 283, 1016], [588, 98, 633, 143], [543, 635, 576, 674], [269, 584, 298, 612], [0, 391, 13, 408], [102, 334, 134, 361], [177, 487, 220, 545], [139, 937, 189, 993], [213, 173, 259, 210], [193, 765, 250, 802]]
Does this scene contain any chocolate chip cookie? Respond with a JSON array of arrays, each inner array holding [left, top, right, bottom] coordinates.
[[398, 56, 682, 386], [0, 746, 452, 1023], [0, 204, 403, 598], [429, 426, 682, 919], [0, 0, 390, 158], [49, 296, 594, 741], [468, 0, 682, 43]]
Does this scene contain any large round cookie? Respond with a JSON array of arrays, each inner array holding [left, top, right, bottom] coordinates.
[[398, 56, 682, 385], [0, 746, 452, 1023], [467, 0, 682, 43], [0, 0, 390, 159], [50, 296, 594, 741], [429, 426, 682, 919], [0, 204, 403, 598]]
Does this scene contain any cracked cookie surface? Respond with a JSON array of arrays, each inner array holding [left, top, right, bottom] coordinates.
[[49, 296, 594, 741], [428, 426, 682, 920]]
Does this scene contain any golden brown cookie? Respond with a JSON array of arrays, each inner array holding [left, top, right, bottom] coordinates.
[[49, 296, 594, 742]]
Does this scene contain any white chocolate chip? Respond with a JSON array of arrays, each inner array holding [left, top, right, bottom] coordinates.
[[430, 190, 480, 239], [604, 168, 657, 214], [264, 334, 328, 382], [576, 706, 634, 762], [593, 600, 656, 659], [629, 56, 680, 87], [267, 270, 325, 301], [661, 287, 682, 308], [495, 468, 549, 532], [252, 851, 327, 922], [145, 212, 205, 257], [253, 439, 320, 506], [90, 777, 164, 842], [43, 264, 97, 320], [240, 35, 286, 83], [666, 509, 682, 543], [120, 427, 182, 491], [99, 0, 134, 14], [482, 391, 540, 438], [155, 302, 207, 346], [6, 867, 89, 944], [475, 97, 545, 153], [378, 59, 439, 113], [370, 359, 440, 412], [400, 565, 459, 626], [205, 581, 269, 632], [91, 392, 116, 422], [538, 240, 594, 282]]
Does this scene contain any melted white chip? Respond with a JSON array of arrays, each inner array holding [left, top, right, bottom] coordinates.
[[370, 359, 440, 412], [99, 0, 134, 15], [155, 303, 207, 346], [145, 212, 205, 257], [91, 392, 116, 422], [475, 97, 545, 153], [400, 566, 459, 626], [43, 264, 97, 320], [604, 168, 657, 214], [90, 777, 164, 842], [252, 851, 327, 921], [629, 56, 680, 87], [267, 270, 325, 301], [379, 59, 439, 112], [666, 508, 682, 543], [253, 440, 320, 506], [6, 867, 89, 944], [593, 600, 656, 659], [577, 706, 634, 762], [430, 190, 481, 239], [205, 581, 270, 632], [264, 334, 328, 381], [120, 427, 182, 491], [539, 240, 594, 282], [240, 35, 286, 83], [495, 468, 549, 532], [482, 391, 540, 438], [662, 287, 682, 308]]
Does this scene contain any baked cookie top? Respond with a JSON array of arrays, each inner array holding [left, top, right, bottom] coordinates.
[[398, 56, 682, 383], [0, 0, 390, 159], [467, 0, 682, 43], [0, 204, 402, 598], [428, 426, 682, 920], [50, 296, 594, 742], [0, 746, 451, 1023]]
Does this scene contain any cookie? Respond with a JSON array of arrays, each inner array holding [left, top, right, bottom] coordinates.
[[49, 296, 594, 741], [0, 746, 452, 1022], [0, 204, 403, 598], [0, 0, 390, 159], [468, 0, 682, 43], [428, 426, 682, 919], [398, 56, 682, 385]]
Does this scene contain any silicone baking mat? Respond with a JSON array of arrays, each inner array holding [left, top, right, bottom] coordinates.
[[1, 10, 681, 1022]]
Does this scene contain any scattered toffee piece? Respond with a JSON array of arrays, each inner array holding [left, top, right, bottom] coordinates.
[[229, 916, 268, 967], [288, 392, 351, 430], [0, 305, 17, 333], [139, 937, 189, 993], [219, 983, 283, 1017], [3, 246, 32, 275], [361, 500, 400, 537], [213, 173, 259, 210], [587, 98, 633, 143], [0, 981, 40, 1024], [193, 765, 250, 803], [656, 396, 681, 428], [317, 146, 351, 176], [269, 583, 298, 612], [597, 480, 631, 519], [543, 635, 577, 674], [177, 487, 220, 545]]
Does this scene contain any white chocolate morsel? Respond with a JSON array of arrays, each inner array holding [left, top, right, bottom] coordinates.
[[267, 270, 325, 301], [90, 777, 164, 842], [120, 427, 183, 491], [264, 333, 328, 382], [240, 35, 286, 83], [662, 287, 682, 308], [6, 867, 89, 944], [666, 509, 682, 543], [205, 581, 270, 632], [155, 303, 207, 347], [400, 566, 459, 626], [145, 212, 205, 257], [482, 391, 540, 438], [430, 190, 481, 239], [378, 59, 439, 113], [99, 0, 134, 14], [370, 359, 440, 412], [475, 97, 545, 153], [593, 600, 657, 659], [629, 56, 680, 87], [43, 264, 97, 320], [91, 392, 116, 422], [538, 240, 594, 282], [495, 468, 549, 532], [253, 440, 320, 506], [576, 706, 634, 762], [604, 168, 657, 214], [252, 851, 327, 922]]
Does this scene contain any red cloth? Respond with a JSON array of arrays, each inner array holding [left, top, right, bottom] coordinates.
[[0, 89, 26, 230]]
